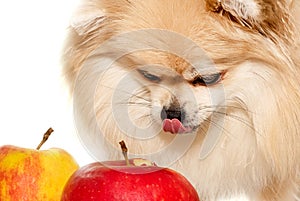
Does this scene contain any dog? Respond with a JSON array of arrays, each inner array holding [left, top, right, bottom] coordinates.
[[63, 0, 300, 200]]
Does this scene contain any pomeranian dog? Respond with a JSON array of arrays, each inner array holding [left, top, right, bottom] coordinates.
[[63, 0, 300, 200]]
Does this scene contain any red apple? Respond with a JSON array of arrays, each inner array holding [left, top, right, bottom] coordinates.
[[61, 141, 199, 201], [0, 128, 79, 201]]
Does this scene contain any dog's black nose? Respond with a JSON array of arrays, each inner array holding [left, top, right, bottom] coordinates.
[[161, 106, 186, 122]]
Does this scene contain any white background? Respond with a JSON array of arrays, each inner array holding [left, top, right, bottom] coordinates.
[[0, 1, 247, 200], [0, 0, 95, 166]]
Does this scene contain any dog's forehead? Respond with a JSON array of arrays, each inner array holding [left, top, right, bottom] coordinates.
[[163, 53, 217, 80]]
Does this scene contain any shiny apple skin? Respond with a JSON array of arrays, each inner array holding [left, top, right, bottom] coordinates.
[[61, 161, 200, 201]]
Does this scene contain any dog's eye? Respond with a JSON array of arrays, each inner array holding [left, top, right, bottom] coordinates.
[[202, 73, 221, 85], [138, 70, 161, 83], [191, 73, 221, 86]]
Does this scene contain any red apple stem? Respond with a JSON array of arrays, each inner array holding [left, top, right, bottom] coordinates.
[[119, 140, 130, 166], [36, 128, 54, 150]]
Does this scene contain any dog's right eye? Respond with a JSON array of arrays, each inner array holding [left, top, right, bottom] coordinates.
[[138, 70, 161, 83]]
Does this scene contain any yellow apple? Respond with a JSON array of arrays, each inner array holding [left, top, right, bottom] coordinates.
[[0, 128, 79, 201]]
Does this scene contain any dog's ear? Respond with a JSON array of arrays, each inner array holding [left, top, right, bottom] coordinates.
[[69, 0, 132, 36], [205, 0, 294, 41], [70, 4, 106, 36], [205, 0, 260, 22]]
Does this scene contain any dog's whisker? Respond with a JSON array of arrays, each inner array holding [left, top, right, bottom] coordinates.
[[117, 101, 151, 107], [201, 103, 254, 114], [199, 104, 256, 131], [212, 110, 255, 132], [99, 84, 151, 103], [201, 106, 265, 140], [201, 116, 236, 140], [131, 113, 153, 123]]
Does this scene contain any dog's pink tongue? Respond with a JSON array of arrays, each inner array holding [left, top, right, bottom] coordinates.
[[163, 119, 191, 134]]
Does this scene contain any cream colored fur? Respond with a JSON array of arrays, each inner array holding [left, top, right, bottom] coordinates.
[[63, 0, 300, 200]]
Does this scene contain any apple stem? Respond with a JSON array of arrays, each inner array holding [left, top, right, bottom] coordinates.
[[36, 128, 54, 150], [119, 140, 130, 166]]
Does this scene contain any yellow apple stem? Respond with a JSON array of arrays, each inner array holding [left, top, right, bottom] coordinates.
[[36, 128, 54, 150], [119, 140, 130, 166]]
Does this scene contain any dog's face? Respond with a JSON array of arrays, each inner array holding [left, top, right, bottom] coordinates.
[[135, 64, 221, 134]]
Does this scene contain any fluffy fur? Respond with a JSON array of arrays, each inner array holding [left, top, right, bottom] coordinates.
[[63, 0, 300, 200]]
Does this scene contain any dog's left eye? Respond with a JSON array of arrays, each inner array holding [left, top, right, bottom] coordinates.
[[138, 70, 161, 83], [191, 73, 221, 86]]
